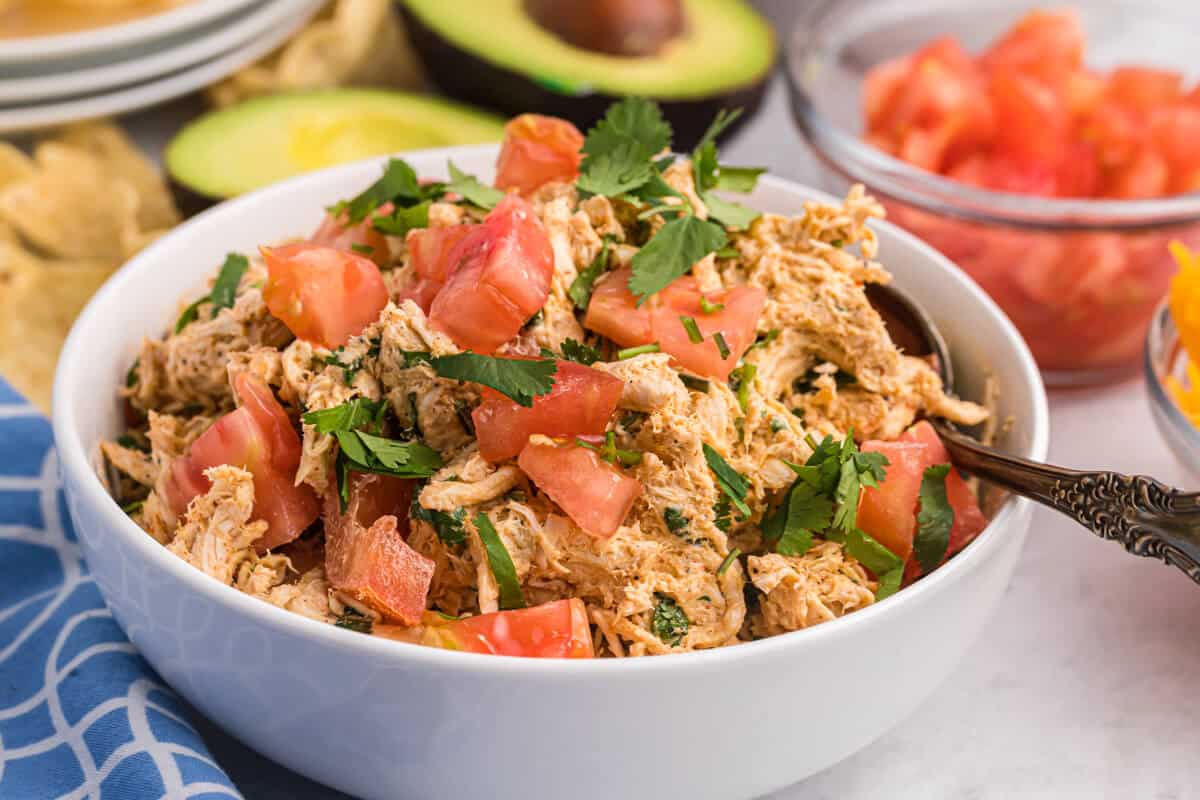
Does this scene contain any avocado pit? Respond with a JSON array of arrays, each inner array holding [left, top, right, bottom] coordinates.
[[523, 0, 685, 57]]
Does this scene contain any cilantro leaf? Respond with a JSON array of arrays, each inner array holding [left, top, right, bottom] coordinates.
[[832, 444, 890, 533], [302, 397, 387, 435], [702, 192, 761, 231], [576, 143, 656, 197], [715, 166, 765, 193], [764, 482, 834, 556], [843, 527, 905, 600], [694, 108, 744, 154], [650, 593, 688, 646], [663, 507, 690, 536], [568, 236, 612, 310], [429, 353, 556, 407], [175, 252, 249, 333], [717, 548, 741, 576], [344, 158, 422, 223], [333, 430, 442, 480], [560, 338, 602, 366], [372, 200, 431, 236], [581, 97, 673, 159], [334, 607, 373, 634], [446, 161, 505, 209], [475, 512, 526, 610], [703, 443, 750, 517], [914, 464, 955, 574], [628, 215, 727, 299]]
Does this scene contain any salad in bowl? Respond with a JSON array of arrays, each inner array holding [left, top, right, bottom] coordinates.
[[102, 99, 989, 658]]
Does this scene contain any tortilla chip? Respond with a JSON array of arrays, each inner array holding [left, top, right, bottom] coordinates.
[[55, 121, 180, 230], [0, 243, 114, 412], [207, 0, 422, 107]]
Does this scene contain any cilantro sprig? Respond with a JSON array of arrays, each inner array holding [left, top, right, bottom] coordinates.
[[651, 593, 689, 646], [574, 98, 764, 302], [568, 236, 612, 310], [447, 162, 505, 210], [762, 433, 902, 598], [175, 253, 248, 333], [703, 443, 750, 518]]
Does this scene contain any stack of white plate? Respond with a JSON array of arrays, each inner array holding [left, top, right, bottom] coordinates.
[[0, 0, 325, 134]]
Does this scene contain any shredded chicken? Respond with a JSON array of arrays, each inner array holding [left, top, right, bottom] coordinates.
[[748, 543, 877, 636]]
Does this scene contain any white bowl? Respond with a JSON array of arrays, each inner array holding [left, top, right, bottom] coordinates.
[[53, 145, 1049, 800]]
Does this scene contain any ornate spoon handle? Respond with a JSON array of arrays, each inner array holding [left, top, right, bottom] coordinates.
[[931, 420, 1200, 583]]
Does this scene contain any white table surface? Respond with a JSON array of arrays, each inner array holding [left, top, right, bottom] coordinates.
[[105, 73, 1200, 800]]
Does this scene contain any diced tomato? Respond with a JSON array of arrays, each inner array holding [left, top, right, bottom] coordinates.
[[1107, 67, 1183, 111], [1150, 106, 1200, 189], [980, 8, 1084, 84], [855, 441, 925, 564], [1106, 147, 1169, 199], [428, 195, 554, 354], [262, 243, 388, 350], [407, 224, 474, 285], [495, 114, 585, 195], [862, 55, 913, 130], [989, 69, 1068, 162], [423, 598, 594, 658], [517, 439, 641, 538], [897, 422, 989, 562], [395, 277, 443, 314], [342, 472, 415, 531], [323, 489, 433, 626], [583, 269, 766, 381], [163, 373, 318, 551], [473, 360, 623, 461], [308, 203, 392, 267]]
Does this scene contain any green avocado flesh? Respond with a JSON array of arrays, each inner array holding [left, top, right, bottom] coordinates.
[[165, 89, 506, 201], [400, 0, 775, 99]]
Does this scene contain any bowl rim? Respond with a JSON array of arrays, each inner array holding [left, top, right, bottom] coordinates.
[[784, 0, 1200, 231], [1144, 300, 1200, 447], [52, 144, 1050, 677]]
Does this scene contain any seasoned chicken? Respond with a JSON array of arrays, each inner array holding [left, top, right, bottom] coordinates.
[[748, 544, 877, 636]]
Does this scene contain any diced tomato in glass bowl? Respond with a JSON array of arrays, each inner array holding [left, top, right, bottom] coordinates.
[[786, 0, 1200, 384]]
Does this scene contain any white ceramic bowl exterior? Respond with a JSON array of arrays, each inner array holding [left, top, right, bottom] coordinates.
[[53, 146, 1049, 800]]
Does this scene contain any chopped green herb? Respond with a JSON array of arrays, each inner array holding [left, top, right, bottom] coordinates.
[[576, 431, 642, 467], [454, 399, 476, 437], [698, 295, 724, 314], [412, 500, 468, 546], [690, 108, 763, 230], [628, 214, 727, 300], [560, 338, 602, 366], [713, 496, 733, 532], [475, 512, 526, 610], [322, 347, 365, 385], [371, 199, 432, 236], [679, 375, 710, 392], [914, 464, 954, 574], [302, 397, 387, 435], [175, 253, 249, 333], [617, 343, 660, 360], [578, 97, 673, 199], [568, 236, 612, 310], [125, 359, 139, 389], [680, 315, 704, 344], [831, 445, 889, 534], [717, 548, 741, 576], [636, 201, 689, 221], [341, 158, 422, 223], [712, 331, 731, 360], [751, 329, 780, 351], [350, 243, 374, 255], [334, 430, 443, 480], [429, 352, 557, 407], [829, 526, 905, 600], [334, 607, 373, 634], [663, 507, 690, 536], [651, 593, 689, 646], [446, 161, 505, 209], [703, 443, 750, 517], [619, 410, 647, 431], [523, 309, 543, 330], [730, 363, 756, 413], [398, 350, 433, 368], [829, 238, 844, 248], [122, 499, 144, 516], [769, 417, 787, 434], [577, 144, 656, 197], [714, 245, 740, 259], [702, 193, 762, 231]]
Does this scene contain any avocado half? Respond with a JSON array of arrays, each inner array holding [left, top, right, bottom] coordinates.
[[398, 0, 776, 149], [165, 89, 507, 216]]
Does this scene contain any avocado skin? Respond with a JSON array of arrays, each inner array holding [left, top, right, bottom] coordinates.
[[169, 177, 222, 219], [398, 4, 772, 150]]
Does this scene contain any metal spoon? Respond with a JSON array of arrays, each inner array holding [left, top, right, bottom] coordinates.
[[866, 282, 1200, 583]]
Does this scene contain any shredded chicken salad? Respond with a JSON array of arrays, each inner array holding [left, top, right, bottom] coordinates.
[[105, 99, 988, 658]]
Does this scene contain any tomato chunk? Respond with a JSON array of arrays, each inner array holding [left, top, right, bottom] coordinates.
[[163, 373, 318, 551], [398, 224, 476, 312], [308, 204, 391, 267], [324, 487, 433, 626], [473, 360, 624, 461], [855, 441, 925, 564], [342, 472, 415, 531], [583, 269, 765, 381], [428, 195, 554, 354], [262, 243, 389, 350], [424, 598, 594, 658], [517, 439, 641, 538], [495, 114, 585, 195], [897, 422, 988, 561]]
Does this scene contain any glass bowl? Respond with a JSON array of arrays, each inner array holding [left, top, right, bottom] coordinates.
[[785, 0, 1200, 386], [1145, 301, 1200, 476]]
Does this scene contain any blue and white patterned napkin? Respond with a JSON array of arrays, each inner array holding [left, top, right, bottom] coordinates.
[[0, 378, 242, 800]]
